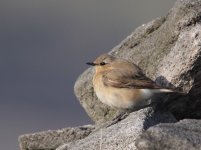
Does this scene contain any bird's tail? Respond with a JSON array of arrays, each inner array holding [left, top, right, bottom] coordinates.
[[157, 88, 186, 95], [159, 89, 175, 92]]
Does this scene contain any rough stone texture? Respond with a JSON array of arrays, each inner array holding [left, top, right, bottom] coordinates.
[[136, 119, 201, 150], [56, 107, 176, 150], [19, 0, 201, 150], [74, 0, 201, 123], [18, 125, 95, 150]]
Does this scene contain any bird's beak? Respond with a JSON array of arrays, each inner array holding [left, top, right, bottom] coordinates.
[[86, 62, 97, 66]]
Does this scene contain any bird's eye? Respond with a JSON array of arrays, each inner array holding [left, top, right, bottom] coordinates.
[[100, 62, 106, 66]]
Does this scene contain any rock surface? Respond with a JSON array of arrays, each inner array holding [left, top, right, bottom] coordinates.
[[18, 125, 95, 150], [74, 0, 201, 123], [56, 107, 176, 150], [19, 0, 201, 150], [136, 119, 201, 150]]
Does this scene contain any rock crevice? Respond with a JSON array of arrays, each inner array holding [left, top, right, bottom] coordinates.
[[19, 0, 201, 149]]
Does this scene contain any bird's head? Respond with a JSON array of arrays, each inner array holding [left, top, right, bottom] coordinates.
[[86, 53, 115, 72]]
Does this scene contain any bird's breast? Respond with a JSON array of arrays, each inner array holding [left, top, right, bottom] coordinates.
[[93, 74, 149, 109]]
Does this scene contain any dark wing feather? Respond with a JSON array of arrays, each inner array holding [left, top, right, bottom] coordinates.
[[102, 69, 161, 89]]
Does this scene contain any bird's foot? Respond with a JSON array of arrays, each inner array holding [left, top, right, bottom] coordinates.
[[107, 111, 130, 127], [91, 111, 130, 134]]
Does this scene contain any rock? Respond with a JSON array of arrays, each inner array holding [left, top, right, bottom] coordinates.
[[18, 0, 201, 149], [18, 125, 95, 150], [56, 107, 176, 150], [74, 0, 201, 123], [135, 119, 201, 150]]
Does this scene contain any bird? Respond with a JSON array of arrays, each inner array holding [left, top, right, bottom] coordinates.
[[86, 53, 183, 111]]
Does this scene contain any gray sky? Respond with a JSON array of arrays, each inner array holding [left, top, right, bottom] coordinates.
[[0, 0, 175, 149]]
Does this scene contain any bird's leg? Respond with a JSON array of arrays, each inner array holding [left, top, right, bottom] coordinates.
[[92, 102, 158, 133], [92, 109, 130, 134], [104, 109, 131, 127], [108, 110, 131, 127]]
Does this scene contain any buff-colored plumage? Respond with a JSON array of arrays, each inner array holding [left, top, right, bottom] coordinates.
[[87, 54, 178, 109]]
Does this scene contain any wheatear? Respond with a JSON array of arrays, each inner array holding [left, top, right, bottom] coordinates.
[[87, 53, 181, 110]]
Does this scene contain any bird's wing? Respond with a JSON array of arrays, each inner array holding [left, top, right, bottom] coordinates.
[[102, 69, 161, 89]]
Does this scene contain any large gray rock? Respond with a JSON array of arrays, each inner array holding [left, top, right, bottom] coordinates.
[[18, 125, 95, 150], [136, 119, 201, 150], [18, 0, 201, 150], [74, 0, 201, 123], [56, 107, 176, 150]]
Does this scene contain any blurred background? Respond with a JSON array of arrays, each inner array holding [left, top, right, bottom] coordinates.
[[0, 0, 175, 149]]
